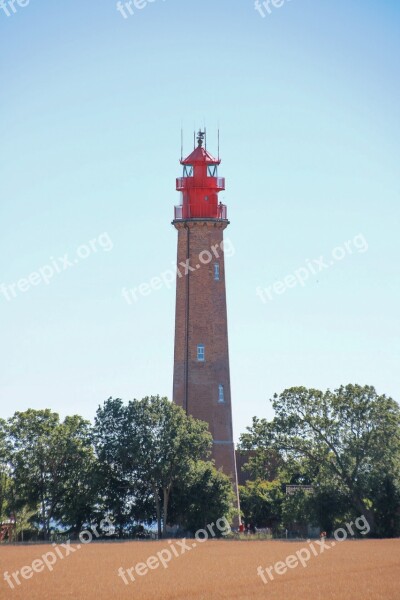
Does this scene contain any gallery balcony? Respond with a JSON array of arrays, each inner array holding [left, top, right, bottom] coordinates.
[[173, 203, 228, 221]]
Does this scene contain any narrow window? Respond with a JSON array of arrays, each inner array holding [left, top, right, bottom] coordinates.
[[207, 165, 218, 177], [214, 263, 220, 281], [218, 384, 225, 403], [197, 344, 205, 362], [183, 165, 194, 177]]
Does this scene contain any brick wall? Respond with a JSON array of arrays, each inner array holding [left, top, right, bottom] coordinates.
[[172, 219, 240, 517]]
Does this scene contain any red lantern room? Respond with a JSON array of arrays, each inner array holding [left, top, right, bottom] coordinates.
[[174, 130, 227, 220]]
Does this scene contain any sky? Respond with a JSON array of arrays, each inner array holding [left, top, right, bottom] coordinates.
[[1, 0, 399, 442]]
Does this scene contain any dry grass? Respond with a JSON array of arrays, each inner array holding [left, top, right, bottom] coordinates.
[[0, 539, 399, 599]]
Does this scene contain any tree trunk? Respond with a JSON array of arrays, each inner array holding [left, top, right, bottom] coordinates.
[[153, 485, 162, 539], [352, 495, 375, 534], [162, 486, 171, 538], [46, 516, 51, 541], [41, 496, 47, 540]]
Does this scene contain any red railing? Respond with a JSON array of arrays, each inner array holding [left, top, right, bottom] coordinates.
[[176, 177, 225, 191], [174, 203, 227, 220]]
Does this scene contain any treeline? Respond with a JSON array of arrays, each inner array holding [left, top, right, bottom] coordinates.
[[0, 397, 233, 541], [1, 384, 399, 541], [239, 384, 400, 538]]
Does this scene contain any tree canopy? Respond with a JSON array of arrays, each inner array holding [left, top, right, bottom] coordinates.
[[240, 385, 400, 536], [1, 384, 399, 541], [93, 396, 213, 537]]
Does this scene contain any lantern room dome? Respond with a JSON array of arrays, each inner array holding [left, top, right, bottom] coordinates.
[[181, 145, 221, 166]]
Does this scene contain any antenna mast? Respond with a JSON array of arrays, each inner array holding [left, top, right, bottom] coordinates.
[[181, 128, 183, 161]]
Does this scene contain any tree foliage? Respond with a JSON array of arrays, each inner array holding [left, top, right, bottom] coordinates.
[[7, 410, 96, 539], [169, 460, 234, 533], [93, 396, 213, 538], [239, 479, 284, 528], [240, 385, 400, 536]]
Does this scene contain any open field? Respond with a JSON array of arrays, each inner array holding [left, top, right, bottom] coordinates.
[[0, 539, 399, 599]]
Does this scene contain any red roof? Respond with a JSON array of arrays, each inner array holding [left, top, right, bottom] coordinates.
[[181, 145, 220, 165]]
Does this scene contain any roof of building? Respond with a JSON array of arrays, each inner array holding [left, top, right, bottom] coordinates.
[[181, 145, 221, 165]]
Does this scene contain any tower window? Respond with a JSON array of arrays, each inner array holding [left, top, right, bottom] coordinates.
[[197, 344, 205, 362], [207, 165, 218, 177], [214, 263, 220, 281], [183, 165, 194, 177], [218, 384, 225, 403]]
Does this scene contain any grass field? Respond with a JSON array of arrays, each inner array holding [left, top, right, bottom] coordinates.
[[0, 539, 399, 599]]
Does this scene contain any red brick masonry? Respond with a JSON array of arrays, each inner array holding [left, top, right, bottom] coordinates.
[[172, 219, 240, 518]]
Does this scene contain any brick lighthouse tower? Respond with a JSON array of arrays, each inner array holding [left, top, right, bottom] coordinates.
[[172, 131, 240, 519]]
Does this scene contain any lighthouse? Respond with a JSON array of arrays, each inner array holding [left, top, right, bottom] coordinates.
[[172, 130, 240, 520]]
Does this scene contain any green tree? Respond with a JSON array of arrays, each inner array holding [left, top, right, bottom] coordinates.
[[281, 488, 314, 530], [8, 410, 95, 539], [94, 396, 213, 538], [170, 461, 234, 533], [241, 385, 400, 536], [13, 505, 37, 542], [239, 479, 284, 528], [0, 419, 10, 524], [58, 435, 100, 535]]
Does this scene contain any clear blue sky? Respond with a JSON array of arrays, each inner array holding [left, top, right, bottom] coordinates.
[[1, 0, 399, 441]]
